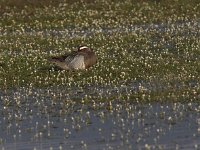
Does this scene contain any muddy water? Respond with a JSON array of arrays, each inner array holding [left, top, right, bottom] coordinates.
[[0, 88, 200, 150]]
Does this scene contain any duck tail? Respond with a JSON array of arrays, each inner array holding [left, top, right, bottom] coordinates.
[[48, 56, 64, 63], [47, 57, 69, 70], [47, 57, 57, 63]]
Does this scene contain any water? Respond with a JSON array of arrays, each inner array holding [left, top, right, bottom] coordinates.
[[0, 87, 200, 150], [0, 20, 199, 39], [0, 19, 200, 149]]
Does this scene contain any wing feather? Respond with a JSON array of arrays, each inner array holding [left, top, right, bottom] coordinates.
[[66, 55, 85, 69]]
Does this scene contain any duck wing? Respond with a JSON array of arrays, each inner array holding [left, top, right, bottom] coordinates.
[[48, 51, 77, 62], [67, 55, 85, 69], [48, 51, 87, 70]]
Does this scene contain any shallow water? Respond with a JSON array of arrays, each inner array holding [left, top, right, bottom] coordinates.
[[0, 87, 200, 150], [0, 16, 200, 150], [0, 1, 200, 149], [0, 20, 199, 39]]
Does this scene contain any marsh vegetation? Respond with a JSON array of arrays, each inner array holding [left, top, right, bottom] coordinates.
[[0, 0, 200, 149]]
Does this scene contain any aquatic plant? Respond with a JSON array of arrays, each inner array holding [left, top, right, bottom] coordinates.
[[0, 1, 200, 149], [0, 0, 199, 102]]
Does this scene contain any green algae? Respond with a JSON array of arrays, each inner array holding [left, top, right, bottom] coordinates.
[[0, 0, 200, 102]]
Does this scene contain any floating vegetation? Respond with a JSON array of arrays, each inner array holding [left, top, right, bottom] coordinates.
[[0, 0, 200, 149]]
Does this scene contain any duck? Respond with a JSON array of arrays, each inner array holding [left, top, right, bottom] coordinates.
[[48, 46, 97, 70]]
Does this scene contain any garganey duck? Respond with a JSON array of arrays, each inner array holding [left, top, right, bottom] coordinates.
[[48, 46, 97, 70]]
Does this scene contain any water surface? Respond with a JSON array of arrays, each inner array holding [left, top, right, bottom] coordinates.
[[0, 87, 200, 150]]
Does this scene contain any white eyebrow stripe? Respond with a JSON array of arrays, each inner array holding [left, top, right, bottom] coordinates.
[[79, 46, 88, 50]]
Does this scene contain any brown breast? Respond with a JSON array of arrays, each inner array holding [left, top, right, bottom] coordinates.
[[78, 50, 97, 69]]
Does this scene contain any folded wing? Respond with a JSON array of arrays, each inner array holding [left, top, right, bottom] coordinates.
[[67, 55, 85, 70]]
